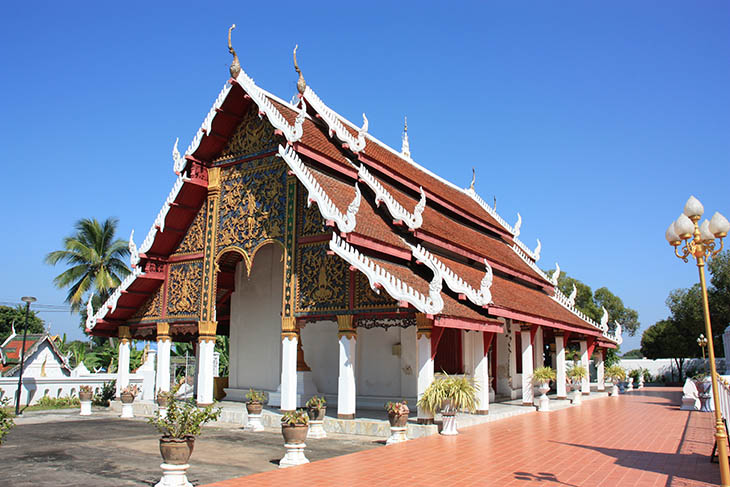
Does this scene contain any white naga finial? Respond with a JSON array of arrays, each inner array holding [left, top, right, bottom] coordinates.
[[85, 294, 95, 330], [614, 322, 623, 344], [129, 230, 139, 267], [513, 213, 522, 237], [357, 113, 368, 150], [568, 283, 577, 306], [401, 116, 410, 158], [480, 259, 494, 304], [551, 262, 560, 285], [172, 137, 185, 174], [600, 306, 609, 331], [533, 238, 542, 261], [469, 168, 476, 192]]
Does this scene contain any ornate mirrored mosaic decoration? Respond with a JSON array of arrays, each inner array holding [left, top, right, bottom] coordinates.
[[214, 107, 279, 163], [357, 316, 416, 329], [353, 271, 397, 310], [129, 285, 163, 323], [167, 260, 203, 318], [296, 242, 348, 312], [217, 156, 286, 255], [174, 205, 206, 255]]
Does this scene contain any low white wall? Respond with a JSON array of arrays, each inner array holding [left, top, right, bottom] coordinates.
[[0, 374, 145, 406], [619, 358, 726, 380]]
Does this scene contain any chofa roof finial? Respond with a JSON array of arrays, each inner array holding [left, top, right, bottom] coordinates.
[[470, 168, 475, 191], [401, 116, 411, 158], [293, 45, 306, 94], [228, 24, 241, 79]]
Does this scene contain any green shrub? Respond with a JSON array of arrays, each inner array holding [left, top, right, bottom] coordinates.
[[567, 365, 588, 380], [93, 380, 116, 407], [34, 395, 80, 409], [417, 373, 479, 415], [532, 366, 557, 383], [0, 397, 14, 445], [148, 386, 221, 439], [305, 396, 326, 409], [245, 388, 266, 404], [281, 409, 309, 426]]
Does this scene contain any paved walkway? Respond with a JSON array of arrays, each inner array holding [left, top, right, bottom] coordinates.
[[204, 387, 721, 487]]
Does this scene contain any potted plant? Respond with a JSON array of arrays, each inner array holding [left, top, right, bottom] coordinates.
[[120, 384, 139, 404], [385, 400, 409, 428], [157, 390, 173, 409], [567, 365, 587, 404], [417, 373, 478, 436], [532, 366, 556, 411], [245, 388, 266, 416], [79, 385, 93, 402], [92, 380, 116, 407], [0, 397, 14, 446], [281, 409, 309, 444], [305, 395, 327, 421], [606, 365, 626, 396], [147, 388, 221, 466]]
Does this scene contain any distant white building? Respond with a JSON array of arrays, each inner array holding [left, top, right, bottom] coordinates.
[[0, 330, 71, 378]]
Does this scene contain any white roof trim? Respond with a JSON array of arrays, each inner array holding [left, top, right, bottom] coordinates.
[[303, 87, 366, 152], [329, 234, 443, 315], [407, 242, 493, 307], [278, 145, 360, 234], [355, 162, 426, 230], [86, 267, 143, 330]]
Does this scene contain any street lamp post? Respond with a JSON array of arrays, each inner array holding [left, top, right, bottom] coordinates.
[[666, 196, 730, 486], [14, 296, 37, 416], [698, 334, 709, 374]]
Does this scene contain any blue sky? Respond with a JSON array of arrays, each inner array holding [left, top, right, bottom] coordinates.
[[1, 2, 728, 353]]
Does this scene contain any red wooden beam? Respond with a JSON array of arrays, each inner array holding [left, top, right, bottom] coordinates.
[[431, 325, 445, 361], [483, 331, 495, 356], [434, 316, 503, 334], [345, 232, 411, 261], [530, 325, 539, 345], [487, 307, 602, 338]]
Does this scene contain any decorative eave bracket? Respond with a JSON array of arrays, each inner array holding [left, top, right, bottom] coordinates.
[[355, 162, 426, 230], [303, 86, 366, 153]]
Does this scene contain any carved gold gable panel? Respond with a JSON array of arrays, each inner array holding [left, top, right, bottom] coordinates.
[[217, 156, 286, 255], [129, 285, 163, 322], [166, 260, 203, 318], [173, 204, 206, 256], [214, 108, 278, 163], [353, 271, 398, 310], [296, 242, 349, 313], [297, 182, 327, 238]]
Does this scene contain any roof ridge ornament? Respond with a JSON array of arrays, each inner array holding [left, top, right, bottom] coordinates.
[[513, 213, 522, 238], [551, 262, 560, 285], [129, 230, 139, 268], [568, 283, 577, 306], [469, 168, 475, 192], [228, 24, 241, 79], [357, 113, 368, 149], [172, 137, 186, 175], [401, 116, 411, 158], [600, 306, 609, 331], [533, 239, 541, 261], [355, 162, 426, 230], [293, 45, 306, 95], [302, 86, 366, 152], [85, 293, 95, 331], [614, 322, 623, 344]]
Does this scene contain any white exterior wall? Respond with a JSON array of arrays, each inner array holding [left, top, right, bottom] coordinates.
[[300, 321, 339, 395], [495, 328, 511, 397], [619, 358, 726, 379], [229, 244, 283, 392], [399, 326, 418, 398], [0, 374, 145, 406], [356, 327, 402, 397]]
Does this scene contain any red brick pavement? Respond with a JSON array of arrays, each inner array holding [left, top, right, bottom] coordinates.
[[204, 388, 721, 487]]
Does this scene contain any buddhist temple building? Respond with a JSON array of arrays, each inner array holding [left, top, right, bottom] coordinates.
[[86, 28, 622, 421]]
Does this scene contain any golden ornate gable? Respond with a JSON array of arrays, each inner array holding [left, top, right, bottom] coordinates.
[[214, 107, 278, 163], [173, 205, 206, 256]]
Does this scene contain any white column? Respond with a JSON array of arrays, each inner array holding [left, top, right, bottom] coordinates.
[[555, 334, 567, 399], [417, 330, 434, 422], [117, 329, 131, 397], [156, 337, 171, 394], [280, 334, 298, 411], [337, 335, 357, 419], [196, 338, 216, 405], [533, 326, 544, 368], [596, 350, 605, 391], [474, 332, 489, 414], [520, 326, 534, 406], [580, 340, 590, 395]]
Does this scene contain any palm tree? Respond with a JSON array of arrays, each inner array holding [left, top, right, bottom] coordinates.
[[45, 217, 131, 312]]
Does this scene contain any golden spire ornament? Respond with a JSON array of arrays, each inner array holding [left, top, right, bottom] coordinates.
[[228, 24, 241, 79], [469, 168, 476, 191], [293, 44, 306, 94]]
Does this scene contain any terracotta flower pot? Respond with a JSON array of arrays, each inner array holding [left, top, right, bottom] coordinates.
[[159, 436, 195, 465], [156, 394, 169, 408], [79, 391, 93, 402], [388, 412, 408, 428], [307, 406, 326, 421], [120, 392, 135, 404], [246, 402, 263, 415], [281, 424, 308, 444]]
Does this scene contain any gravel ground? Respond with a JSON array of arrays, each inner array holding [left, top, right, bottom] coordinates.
[[0, 408, 382, 486]]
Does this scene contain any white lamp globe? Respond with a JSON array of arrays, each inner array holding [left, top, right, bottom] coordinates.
[[709, 212, 730, 238], [665, 222, 680, 245], [674, 214, 695, 238], [683, 195, 704, 220], [700, 220, 715, 242]]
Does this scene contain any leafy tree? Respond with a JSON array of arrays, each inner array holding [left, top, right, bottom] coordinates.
[[708, 250, 730, 333], [622, 349, 644, 359], [554, 271, 640, 336], [0, 305, 45, 344], [641, 319, 688, 380], [45, 217, 130, 313]]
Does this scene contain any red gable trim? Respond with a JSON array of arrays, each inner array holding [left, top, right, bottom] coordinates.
[[596, 340, 617, 349], [487, 307, 601, 338], [345, 233, 411, 261], [434, 317, 503, 334], [293, 142, 358, 179]]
